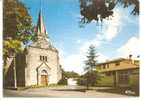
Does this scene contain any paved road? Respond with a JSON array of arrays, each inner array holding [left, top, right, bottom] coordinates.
[[3, 85, 130, 97]]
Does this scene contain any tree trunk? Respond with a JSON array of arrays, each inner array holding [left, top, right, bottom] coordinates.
[[4, 57, 14, 76]]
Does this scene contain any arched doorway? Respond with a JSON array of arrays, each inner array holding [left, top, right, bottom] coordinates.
[[40, 70, 48, 86]]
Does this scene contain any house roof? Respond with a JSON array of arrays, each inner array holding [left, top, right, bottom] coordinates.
[[96, 58, 139, 66], [96, 58, 125, 65], [96, 57, 139, 72]]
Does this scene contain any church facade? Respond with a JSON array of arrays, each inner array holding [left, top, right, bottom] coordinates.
[[4, 11, 62, 87]]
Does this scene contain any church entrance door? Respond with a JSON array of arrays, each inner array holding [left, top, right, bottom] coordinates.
[[41, 75, 48, 86]]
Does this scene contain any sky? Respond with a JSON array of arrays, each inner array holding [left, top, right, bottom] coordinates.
[[21, 0, 139, 74]]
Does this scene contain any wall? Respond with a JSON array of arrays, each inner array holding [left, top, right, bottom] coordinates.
[[25, 46, 60, 86], [16, 53, 26, 86], [96, 73, 114, 87], [129, 69, 139, 87], [96, 69, 139, 87]]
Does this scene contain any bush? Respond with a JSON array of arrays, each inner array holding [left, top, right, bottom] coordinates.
[[77, 77, 87, 86], [77, 71, 101, 87], [58, 78, 67, 85], [96, 74, 114, 87]]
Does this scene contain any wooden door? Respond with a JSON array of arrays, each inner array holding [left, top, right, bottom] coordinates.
[[41, 75, 48, 86]]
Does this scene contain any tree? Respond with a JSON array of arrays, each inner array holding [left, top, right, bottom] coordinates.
[[58, 68, 68, 85], [65, 71, 80, 78], [3, 0, 34, 65], [80, 0, 139, 24], [84, 45, 97, 72], [77, 70, 101, 88], [83, 45, 98, 89]]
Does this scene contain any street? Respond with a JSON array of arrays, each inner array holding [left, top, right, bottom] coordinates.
[[3, 85, 131, 97]]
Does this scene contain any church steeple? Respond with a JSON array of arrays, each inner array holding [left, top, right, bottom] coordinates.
[[36, 10, 48, 40], [30, 0, 56, 49]]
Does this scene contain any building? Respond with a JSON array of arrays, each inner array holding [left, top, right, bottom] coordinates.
[[4, 11, 62, 87], [96, 57, 139, 87]]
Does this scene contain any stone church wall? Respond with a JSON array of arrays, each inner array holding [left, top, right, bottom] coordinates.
[[24, 46, 60, 86]]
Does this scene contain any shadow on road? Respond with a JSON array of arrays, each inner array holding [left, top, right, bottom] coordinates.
[[52, 88, 93, 92]]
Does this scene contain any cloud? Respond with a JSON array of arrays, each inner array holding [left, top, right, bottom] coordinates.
[[79, 40, 102, 54], [59, 42, 109, 74], [76, 39, 81, 44], [97, 53, 109, 62], [117, 36, 140, 59], [79, 8, 123, 50], [58, 8, 133, 74], [62, 54, 85, 74], [101, 9, 122, 41], [58, 47, 85, 74]]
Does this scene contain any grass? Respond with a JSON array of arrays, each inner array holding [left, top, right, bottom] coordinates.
[[29, 84, 66, 89], [4, 86, 30, 90], [4, 84, 66, 90]]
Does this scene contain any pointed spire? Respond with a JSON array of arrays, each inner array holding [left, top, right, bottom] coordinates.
[[31, 0, 55, 49], [37, 10, 46, 34], [36, 10, 48, 40]]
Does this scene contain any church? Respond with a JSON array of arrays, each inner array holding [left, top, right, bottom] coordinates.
[[4, 11, 62, 87]]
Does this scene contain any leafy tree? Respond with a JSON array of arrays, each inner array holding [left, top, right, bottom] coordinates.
[[80, 0, 139, 24], [65, 71, 80, 78], [3, 0, 34, 64], [58, 68, 67, 85]]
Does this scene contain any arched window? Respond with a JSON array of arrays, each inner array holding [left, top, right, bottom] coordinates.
[[41, 70, 47, 75]]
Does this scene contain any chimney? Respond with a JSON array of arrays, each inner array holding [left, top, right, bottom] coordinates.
[[129, 54, 132, 59]]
